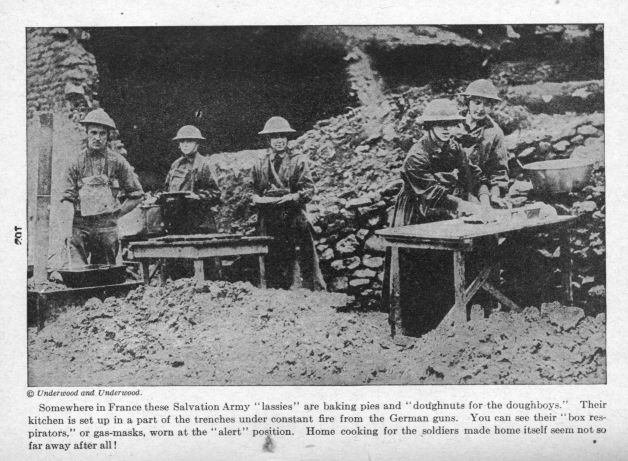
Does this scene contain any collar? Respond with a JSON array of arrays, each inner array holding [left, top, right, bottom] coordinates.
[[464, 114, 494, 131], [269, 148, 292, 162]]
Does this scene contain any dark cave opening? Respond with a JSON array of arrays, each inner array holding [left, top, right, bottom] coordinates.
[[86, 27, 353, 189]]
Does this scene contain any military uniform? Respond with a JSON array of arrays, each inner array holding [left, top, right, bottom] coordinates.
[[252, 148, 326, 291]]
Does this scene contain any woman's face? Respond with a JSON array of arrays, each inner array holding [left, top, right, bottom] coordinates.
[[179, 140, 199, 156], [269, 135, 288, 152], [467, 96, 494, 121]]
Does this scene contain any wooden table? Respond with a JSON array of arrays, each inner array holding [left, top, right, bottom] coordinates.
[[376, 215, 579, 336], [128, 235, 272, 288]]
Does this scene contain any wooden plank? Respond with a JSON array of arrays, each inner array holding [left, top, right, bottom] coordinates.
[[376, 215, 578, 243], [141, 260, 150, 285], [452, 251, 468, 324], [258, 255, 267, 289], [464, 265, 493, 305], [193, 260, 205, 282], [130, 243, 269, 259], [159, 258, 168, 285], [482, 282, 522, 312], [389, 247, 401, 337], [33, 113, 53, 282], [380, 239, 473, 252], [559, 229, 574, 305]]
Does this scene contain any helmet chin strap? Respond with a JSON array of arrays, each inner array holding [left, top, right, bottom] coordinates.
[[428, 127, 448, 146]]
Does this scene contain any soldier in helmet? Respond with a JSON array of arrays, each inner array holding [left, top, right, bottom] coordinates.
[[59, 109, 144, 268], [458, 79, 510, 208], [251, 116, 326, 291], [163, 125, 221, 235], [383, 99, 482, 335]]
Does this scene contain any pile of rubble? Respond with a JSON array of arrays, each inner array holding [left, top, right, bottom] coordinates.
[[28, 281, 605, 385]]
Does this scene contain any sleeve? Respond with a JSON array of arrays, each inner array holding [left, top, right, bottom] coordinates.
[[402, 148, 456, 211], [196, 160, 222, 205], [115, 156, 144, 199], [251, 156, 265, 196], [60, 161, 79, 204], [292, 156, 315, 204], [485, 128, 510, 192]]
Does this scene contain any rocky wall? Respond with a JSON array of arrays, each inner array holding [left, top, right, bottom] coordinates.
[[27, 28, 99, 120]]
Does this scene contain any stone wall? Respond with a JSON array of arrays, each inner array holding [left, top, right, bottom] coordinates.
[[27, 28, 99, 120]]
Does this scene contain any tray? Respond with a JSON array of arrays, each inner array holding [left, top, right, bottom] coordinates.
[[58, 264, 127, 288], [153, 233, 243, 242]]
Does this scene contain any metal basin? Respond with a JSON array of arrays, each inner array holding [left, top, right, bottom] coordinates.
[[523, 159, 594, 194], [58, 264, 127, 288]]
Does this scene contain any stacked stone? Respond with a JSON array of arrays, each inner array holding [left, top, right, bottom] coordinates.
[[309, 195, 391, 309], [26, 27, 98, 120], [505, 112, 604, 167]]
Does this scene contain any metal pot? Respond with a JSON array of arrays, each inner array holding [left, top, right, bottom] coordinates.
[[118, 204, 164, 237], [58, 264, 127, 288], [523, 159, 594, 194]]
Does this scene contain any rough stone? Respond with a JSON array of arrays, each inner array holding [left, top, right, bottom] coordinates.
[[362, 255, 384, 269], [344, 256, 362, 271], [346, 197, 373, 209], [518, 146, 536, 159], [577, 124, 600, 136], [542, 303, 585, 331], [329, 276, 349, 291], [356, 228, 370, 241], [570, 135, 584, 145], [348, 278, 371, 289], [335, 234, 360, 256], [320, 248, 335, 262], [353, 268, 376, 278], [553, 140, 570, 152], [364, 235, 388, 254]]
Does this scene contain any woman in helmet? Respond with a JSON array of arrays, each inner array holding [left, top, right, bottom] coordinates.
[[163, 125, 221, 235], [251, 116, 326, 291], [383, 99, 482, 336], [457, 79, 509, 209]]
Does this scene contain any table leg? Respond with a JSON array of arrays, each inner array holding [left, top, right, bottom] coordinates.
[[258, 255, 267, 289], [193, 260, 206, 282], [159, 258, 168, 286], [389, 247, 401, 336], [453, 250, 467, 324], [141, 260, 150, 285], [559, 229, 574, 305]]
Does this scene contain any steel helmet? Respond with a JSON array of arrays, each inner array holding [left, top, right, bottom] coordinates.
[[419, 99, 465, 124], [173, 125, 206, 141], [461, 79, 502, 101], [79, 108, 117, 130], [258, 116, 296, 135]]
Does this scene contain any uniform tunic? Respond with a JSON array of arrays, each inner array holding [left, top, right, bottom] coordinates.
[[61, 146, 144, 266], [383, 134, 478, 336], [457, 115, 509, 196], [252, 148, 326, 291], [164, 152, 221, 234]]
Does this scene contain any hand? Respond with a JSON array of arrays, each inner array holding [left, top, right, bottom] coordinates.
[[186, 192, 200, 200], [48, 271, 63, 283], [251, 194, 262, 204], [490, 196, 509, 209], [275, 193, 299, 205], [457, 200, 483, 217]]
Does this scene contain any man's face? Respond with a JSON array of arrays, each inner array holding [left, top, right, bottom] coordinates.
[[269, 135, 288, 153], [467, 97, 493, 121], [431, 122, 459, 142], [86, 125, 108, 151], [111, 140, 127, 157], [179, 140, 199, 156]]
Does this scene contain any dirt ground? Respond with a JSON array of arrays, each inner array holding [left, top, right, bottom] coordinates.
[[28, 279, 605, 386]]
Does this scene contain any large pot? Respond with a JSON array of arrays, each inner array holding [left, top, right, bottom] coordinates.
[[523, 159, 594, 194], [118, 204, 164, 237], [58, 264, 127, 288]]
